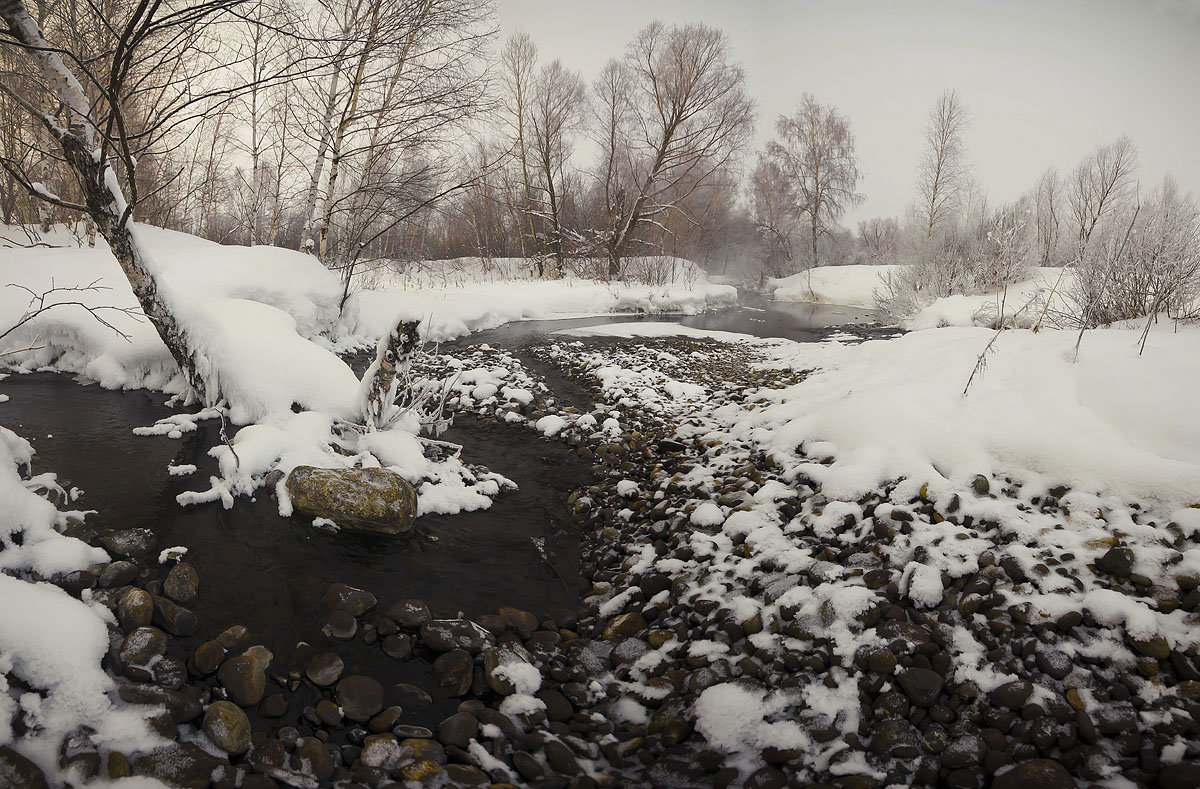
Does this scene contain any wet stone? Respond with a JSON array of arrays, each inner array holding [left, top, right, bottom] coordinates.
[[1034, 649, 1071, 680], [324, 582, 377, 616], [295, 737, 334, 782], [897, 667, 944, 707], [151, 596, 198, 637], [321, 610, 357, 640], [385, 598, 431, 628], [117, 683, 202, 723], [392, 683, 434, 709], [336, 675, 384, 722], [0, 744, 49, 789], [870, 719, 921, 758], [394, 724, 433, 739], [444, 764, 488, 785], [990, 758, 1075, 789], [260, 693, 288, 718], [1097, 546, 1134, 577], [382, 634, 413, 660], [119, 626, 167, 667], [436, 711, 477, 748], [133, 743, 225, 789], [163, 562, 199, 606], [403, 738, 446, 764], [98, 560, 138, 588], [315, 699, 342, 727], [420, 619, 494, 653], [603, 612, 647, 639], [202, 700, 251, 754], [305, 652, 345, 687], [433, 649, 474, 698], [368, 706, 403, 733], [100, 528, 156, 559], [217, 655, 267, 707], [215, 625, 248, 651], [543, 739, 582, 776], [117, 588, 154, 632], [989, 680, 1034, 709], [193, 641, 225, 675]]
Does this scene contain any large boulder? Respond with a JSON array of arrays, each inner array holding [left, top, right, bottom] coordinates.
[[285, 466, 417, 535]]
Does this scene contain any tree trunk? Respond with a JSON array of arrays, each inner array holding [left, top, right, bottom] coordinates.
[[1, 0, 209, 401]]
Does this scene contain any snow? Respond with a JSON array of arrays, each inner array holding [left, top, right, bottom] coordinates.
[[353, 256, 736, 343], [739, 324, 1200, 509], [0, 226, 351, 412], [0, 427, 158, 775], [534, 414, 568, 436], [768, 265, 899, 308]]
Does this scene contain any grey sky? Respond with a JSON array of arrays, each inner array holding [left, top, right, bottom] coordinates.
[[496, 0, 1200, 226]]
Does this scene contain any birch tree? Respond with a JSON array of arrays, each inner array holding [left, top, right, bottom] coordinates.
[[766, 94, 863, 268], [917, 89, 969, 239]]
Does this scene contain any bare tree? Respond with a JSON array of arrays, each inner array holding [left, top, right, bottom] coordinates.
[[858, 217, 900, 264], [917, 89, 969, 239], [1067, 134, 1139, 257], [1034, 167, 1062, 266], [590, 22, 754, 278], [499, 30, 537, 258], [527, 58, 584, 274], [766, 94, 863, 268], [749, 154, 797, 280]]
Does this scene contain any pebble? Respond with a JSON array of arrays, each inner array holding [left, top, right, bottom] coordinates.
[[335, 675, 384, 722], [436, 711, 477, 748], [420, 619, 494, 653], [99, 528, 156, 558], [201, 701, 250, 754], [433, 649, 474, 697], [116, 588, 153, 632], [897, 667, 944, 707], [163, 562, 199, 606], [305, 652, 345, 686], [324, 582, 377, 615], [321, 610, 357, 640], [217, 655, 266, 706], [385, 598, 432, 628], [990, 758, 1075, 789]]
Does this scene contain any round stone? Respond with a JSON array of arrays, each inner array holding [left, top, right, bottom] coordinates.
[[991, 759, 1075, 789], [218, 655, 266, 706], [163, 563, 199, 607], [193, 641, 225, 675], [117, 588, 154, 632], [305, 652, 345, 687], [336, 675, 384, 722], [202, 701, 250, 754], [897, 667, 944, 707]]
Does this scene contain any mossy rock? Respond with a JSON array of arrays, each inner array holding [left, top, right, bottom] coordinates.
[[285, 466, 417, 535]]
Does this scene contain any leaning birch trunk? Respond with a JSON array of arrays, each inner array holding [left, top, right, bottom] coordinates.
[[1, 0, 210, 401], [359, 318, 421, 429]]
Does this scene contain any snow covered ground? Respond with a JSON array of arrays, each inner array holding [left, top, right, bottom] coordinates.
[[354, 256, 736, 342], [767, 263, 1078, 332], [768, 264, 899, 309]]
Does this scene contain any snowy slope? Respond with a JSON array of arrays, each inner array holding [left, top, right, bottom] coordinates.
[[767, 265, 899, 308]]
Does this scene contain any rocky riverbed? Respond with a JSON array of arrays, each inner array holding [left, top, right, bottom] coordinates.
[[4, 330, 1200, 789]]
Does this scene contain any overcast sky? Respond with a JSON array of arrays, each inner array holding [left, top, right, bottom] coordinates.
[[496, 0, 1200, 226]]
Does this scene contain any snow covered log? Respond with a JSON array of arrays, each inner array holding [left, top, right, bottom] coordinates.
[[360, 317, 422, 429]]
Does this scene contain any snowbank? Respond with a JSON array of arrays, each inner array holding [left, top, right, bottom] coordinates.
[[354, 256, 736, 343], [0, 225, 354, 422], [768, 265, 898, 308], [736, 324, 1200, 510], [904, 268, 1071, 330], [0, 427, 159, 775]]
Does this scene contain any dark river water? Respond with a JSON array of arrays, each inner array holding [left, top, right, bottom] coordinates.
[[0, 299, 894, 723]]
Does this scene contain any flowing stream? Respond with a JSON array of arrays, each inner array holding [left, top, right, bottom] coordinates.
[[0, 298, 894, 726]]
